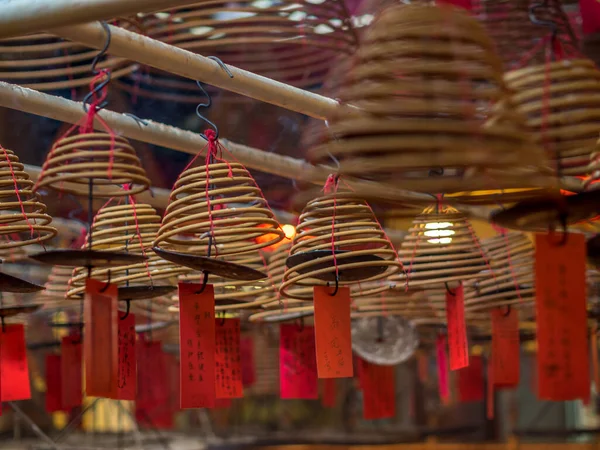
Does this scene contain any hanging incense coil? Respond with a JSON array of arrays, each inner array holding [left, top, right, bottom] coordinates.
[[130, 296, 175, 322], [174, 252, 276, 312], [505, 59, 600, 182], [66, 203, 185, 299], [392, 204, 489, 287], [473, 0, 577, 69], [155, 162, 284, 257], [280, 191, 402, 300], [115, 0, 357, 103], [309, 3, 551, 195], [0, 34, 136, 91], [463, 232, 535, 314], [39, 266, 73, 308], [0, 148, 57, 248], [34, 132, 151, 197]]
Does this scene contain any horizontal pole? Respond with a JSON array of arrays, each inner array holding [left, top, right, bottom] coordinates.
[[0, 0, 205, 39], [52, 22, 342, 120], [0, 82, 430, 204]]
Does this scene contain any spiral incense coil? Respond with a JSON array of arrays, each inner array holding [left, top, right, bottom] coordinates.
[[473, 0, 577, 69], [35, 132, 151, 198], [40, 266, 73, 307], [309, 3, 550, 195], [505, 59, 600, 180], [155, 162, 284, 256], [248, 304, 314, 323], [393, 205, 489, 287], [0, 246, 29, 263], [174, 253, 276, 311], [350, 291, 439, 320], [0, 33, 136, 91], [130, 296, 175, 322], [463, 232, 535, 314], [256, 242, 312, 307], [115, 0, 357, 103], [280, 191, 401, 300], [67, 203, 184, 298], [0, 148, 57, 248]]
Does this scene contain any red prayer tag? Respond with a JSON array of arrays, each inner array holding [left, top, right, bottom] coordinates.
[[445, 284, 468, 370], [580, 0, 600, 35], [215, 318, 243, 399], [45, 354, 63, 412], [84, 278, 118, 397], [457, 355, 484, 402], [321, 378, 337, 408], [436, 335, 450, 404], [313, 286, 353, 378], [178, 282, 216, 408], [279, 324, 318, 399], [1, 324, 30, 401], [437, 0, 472, 10], [491, 307, 520, 388], [359, 358, 396, 420], [61, 334, 82, 409], [240, 336, 256, 387], [487, 357, 494, 420], [112, 312, 136, 400], [535, 233, 589, 401], [136, 340, 168, 415]]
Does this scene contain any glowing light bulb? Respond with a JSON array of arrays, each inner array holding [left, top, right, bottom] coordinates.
[[424, 222, 454, 244], [282, 224, 296, 240]]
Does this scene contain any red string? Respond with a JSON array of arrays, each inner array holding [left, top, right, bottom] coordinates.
[[124, 186, 153, 282], [324, 174, 339, 283], [204, 130, 220, 256]]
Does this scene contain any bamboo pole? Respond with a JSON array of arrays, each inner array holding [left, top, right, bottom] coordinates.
[[0, 0, 205, 39], [51, 22, 342, 120], [0, 81, 430, 204]]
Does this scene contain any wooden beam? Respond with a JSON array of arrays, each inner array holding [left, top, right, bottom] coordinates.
[[52, 21, 343, 120], [0, 81, 431, 205], [0, 0, 206, 39]]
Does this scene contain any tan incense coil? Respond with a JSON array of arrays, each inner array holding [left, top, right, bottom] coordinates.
[[0, 33, 135, 91], [130, 296, 175, 322], [35, 132, 151, 197], [155, 162, 284, 256], [473, 0, 577, 69], [350, 290, 439, 320], [463, 232, 535, 314], [309, 3, 550, 195], [40, 266, 73, 307], [174, 253, 276, 312], [66, 203, 184, 299], [115, 0, 357, 103], [393, 204, 489, 287], [0, 148, 57, 248], [279, 191, 402, 300], [505, 59, 600, 180]]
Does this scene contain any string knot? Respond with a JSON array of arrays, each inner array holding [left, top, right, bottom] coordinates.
[[323, 174, 338, 194], [204, 128, 217, 142]]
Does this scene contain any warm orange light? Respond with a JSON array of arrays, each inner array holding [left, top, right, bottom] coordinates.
[[255, 223, 296, 252]]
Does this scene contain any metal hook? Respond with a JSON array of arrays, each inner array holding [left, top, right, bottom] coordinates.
[[219, 312, 226, 326], [120, 299, 131, 320], [99, 270, 112, 293], [327, 275, 339, 297], [549, 211, 569, 247], [195, 81, 219, 140], [1, 317, 5, 333], [207, 56, 234, 78], [82, 21, 112, 113], [529, 2, 559, 37], [445, 282, 456, 296], [124, 113, 149, 128], [195, 271, 209, 294], [503, 305, 512, 317]]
